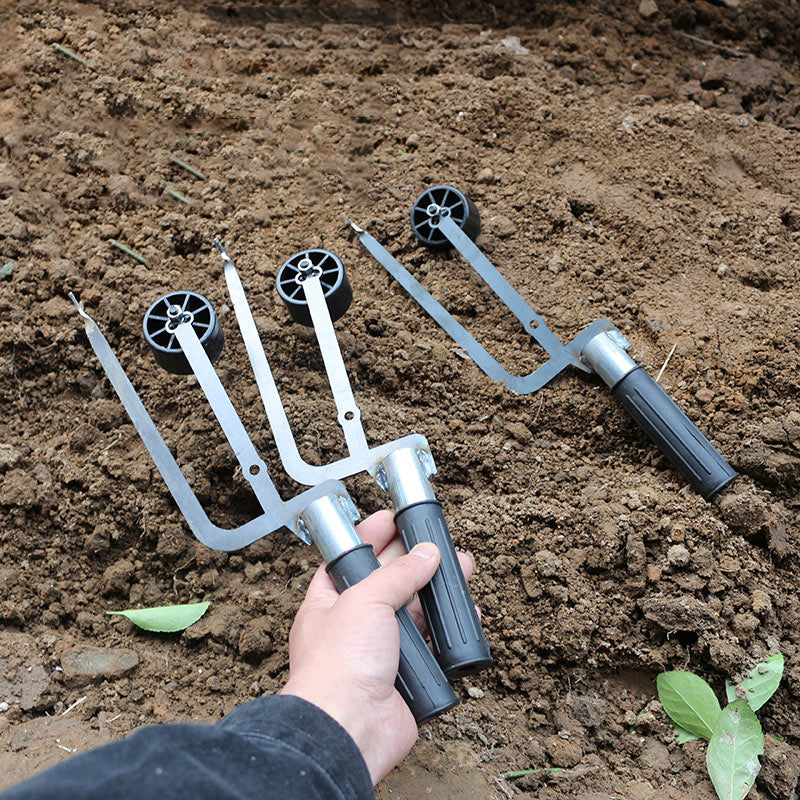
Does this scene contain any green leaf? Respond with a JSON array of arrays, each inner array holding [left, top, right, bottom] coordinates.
[[657, 671, 722, 741], [737, 653, 784, 712], [725, 679, 737, 705], [675, 724, 702, 744], [706, 700, 764, 800], [107, 601, 210, 632]]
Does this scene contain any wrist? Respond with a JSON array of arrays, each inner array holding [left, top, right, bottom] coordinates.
[[280, 680, 378, 779]]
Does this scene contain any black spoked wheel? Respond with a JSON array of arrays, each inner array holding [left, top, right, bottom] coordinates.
[[276, 249, 352, 327], [143, 290, 224, 375], [410, 185, 481, 248]]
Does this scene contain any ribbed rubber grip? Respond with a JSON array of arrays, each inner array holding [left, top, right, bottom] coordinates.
[[612, 366, 737, 499], [326, 543, 458, 724], [394, 501, 492, 677]]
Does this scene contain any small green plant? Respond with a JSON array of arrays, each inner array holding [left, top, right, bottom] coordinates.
[[656, 653, 784, 800]]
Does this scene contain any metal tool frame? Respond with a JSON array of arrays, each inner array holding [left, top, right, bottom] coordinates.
[[343, 212, 629, 395], [215, 239, 434, 493], [70, 294, 352, 550]]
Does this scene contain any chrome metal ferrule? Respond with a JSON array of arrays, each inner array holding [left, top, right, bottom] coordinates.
[[382, 447, 436, 511], [299, 494, 361, 564], [581, 331, 638, 389]]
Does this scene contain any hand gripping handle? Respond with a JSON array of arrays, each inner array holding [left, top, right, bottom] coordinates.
[[326, 543, 458, 723], [394, 501, 493, 677]]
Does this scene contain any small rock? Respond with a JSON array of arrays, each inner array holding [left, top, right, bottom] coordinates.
[[61, 646, 139, 686], [0, 701, 8, 713], [695, 387, 715, 404], [476, 167, 495, 184], [42, 28, 64, 44], [504, 421, 532, 443], [500, 36, 529, 56], [534, 549, 562, 578], [0, 444, 22, 470], [545, 734, 582, 768], [467, 686, 484, 699], [491, 215, 515, 238], [751, 589, 772, 616], [0, 262, 14, 280], [101, 559, 134, 596], [667, 544, 690, 567], [569, 695, 607, 729], [404, 133, 420, 150], [548, 254, 565, 274], [716, 263, 728, 277], [639, 737, 671, 772], [638, 0, 659, 18], [647, 564, 662, 582]]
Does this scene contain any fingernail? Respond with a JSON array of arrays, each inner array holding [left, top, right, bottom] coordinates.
[[411, 543, 438, 560]]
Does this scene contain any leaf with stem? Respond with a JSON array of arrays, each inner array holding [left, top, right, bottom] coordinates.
[[730, 654, 784, 712], [657, 671, 722, 741], [706, 700, 764, 800]]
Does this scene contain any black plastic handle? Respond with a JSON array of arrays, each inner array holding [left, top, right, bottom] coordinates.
[[394, 501, 492, 678], [612, 366, 737, 499], [326, 542, 458, 724]]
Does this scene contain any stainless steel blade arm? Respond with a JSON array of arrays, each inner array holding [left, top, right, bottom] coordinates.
[[346, 217, 593, 394], [437, 215, 585, 368], [71, 297, 342, 549], [216, 239, 427, 484], [303, 273, 369, 458], [174, 322, 283, 511]]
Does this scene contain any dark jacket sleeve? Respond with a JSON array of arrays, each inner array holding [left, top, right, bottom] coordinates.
[[0, 695, 375, 800]]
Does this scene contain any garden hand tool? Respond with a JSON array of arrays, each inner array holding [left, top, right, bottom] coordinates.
[[69, 267, 458, 724], [215, 240, 491, 678], [345, 184, 736, 500]]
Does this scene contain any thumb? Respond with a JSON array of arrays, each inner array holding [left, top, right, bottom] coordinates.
[[353, 543, 441, 611]]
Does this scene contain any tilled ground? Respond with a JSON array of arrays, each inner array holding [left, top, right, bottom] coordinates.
[[0, 1, 799, 798]]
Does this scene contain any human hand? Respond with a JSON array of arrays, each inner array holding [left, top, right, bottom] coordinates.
[[280, 509, 474, 783]]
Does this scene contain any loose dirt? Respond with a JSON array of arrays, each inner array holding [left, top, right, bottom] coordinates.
[[1, 1, 798, 798]]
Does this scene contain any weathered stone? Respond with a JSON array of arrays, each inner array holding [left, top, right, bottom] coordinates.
[[490, 215, 515, 238], [638, 0, 659, 18], [667, 544, 690, 567], [545, 734, 582, 767], [0, 633, 49, 711], [0, 445, 22, 470], [640, 596, 720, 632], [476, 167, 495, 184], [61, 646, 138, 686]]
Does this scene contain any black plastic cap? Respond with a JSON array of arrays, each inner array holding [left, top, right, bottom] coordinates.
[[276, 249, 352, 327], [143, 291, 224, 375], [410, 185, 481, 248]]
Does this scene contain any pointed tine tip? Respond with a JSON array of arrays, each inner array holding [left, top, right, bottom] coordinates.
[[341, 214, 365, 234], [68, 292, 91, 320], [213, 237, 225, 254]]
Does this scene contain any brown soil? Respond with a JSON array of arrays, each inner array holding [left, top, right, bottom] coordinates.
[[1, 1, 799, 798]]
